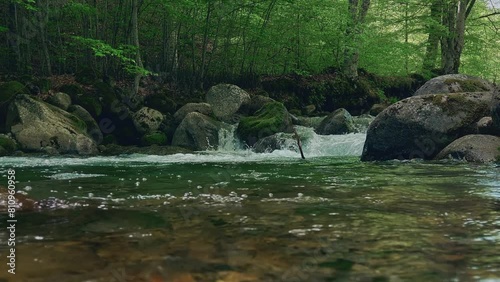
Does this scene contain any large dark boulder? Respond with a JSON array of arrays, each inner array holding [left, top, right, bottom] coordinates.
[[361, 92, 494, 161], [414, 74, 494, 96], [172, 112, 227, 151], [435, 135, 500, 163], [6, 95, 97, 155], [492, 88, 500, 134], [315, 108, 354, 135], [237, 102, 294, 146], [0, 134, 17, 156], [144, 93, 177, 114], [206, 84, 250, 122]]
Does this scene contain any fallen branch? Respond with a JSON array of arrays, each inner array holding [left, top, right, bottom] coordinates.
[[293, 127, 306, 159]]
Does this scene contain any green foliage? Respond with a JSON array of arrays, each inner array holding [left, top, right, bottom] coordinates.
[[0, 26, 8, 33], [72, 36, 153, 76]]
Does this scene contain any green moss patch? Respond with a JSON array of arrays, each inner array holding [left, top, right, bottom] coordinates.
[[0, 81, 27, 105], [141, 132, 167, 146], [0, 136, 17, 153], [444, 78, 490, 92], [237, 102, 292, 145]]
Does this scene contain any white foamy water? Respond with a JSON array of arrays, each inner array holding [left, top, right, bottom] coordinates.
[[48, 172, 107, 180], [0, 125, 367, 168]]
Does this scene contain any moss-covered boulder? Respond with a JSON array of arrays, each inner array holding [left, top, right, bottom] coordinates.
[[0, 134, 17, 156], [141, 132, 168, 146], [6, 95, 97, 155], [46, 92, 72, 111], [361, 92, 494, 161], [0, 81, 27, 106], [237, 102, 294, 146], [435, 135, 500, 163], [414, 74, 494, 96], [315, 108, 355, 135]]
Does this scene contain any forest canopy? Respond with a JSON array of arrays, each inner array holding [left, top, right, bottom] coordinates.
[[0, 0, 498, 88]]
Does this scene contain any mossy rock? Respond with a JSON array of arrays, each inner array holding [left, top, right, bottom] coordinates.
[[67, 115, 87, 132], [59, 84, 84, 101], [141, 132, 168, 146], [0, 135, 17, 153], [237, 102, 293, 146], [77, 96, 102, 118], [0, 81, 28, 105], [443, 78, 491, 92]]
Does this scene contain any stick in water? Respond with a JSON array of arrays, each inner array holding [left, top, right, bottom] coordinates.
[[293, 127, 306, 159]]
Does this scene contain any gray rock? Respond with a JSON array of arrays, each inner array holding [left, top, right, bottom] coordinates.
[[476, 117, 494, 134], [174, 103, 212, 124], [361, 92, 494, 161], [132, 107, 164, 134], [253, 132, 296, 153], [6, 95, 97, 155], [315, 108, 355, 135], [46, 92, 72, 111], [68, 105, 101, 143], [295, 116, 326, 128], [172, 112, 227, 150], [206, 84, 250, 121], [435, 135, 500, 163], [238, 95, 275, 116], [414, 74, 494, 96]]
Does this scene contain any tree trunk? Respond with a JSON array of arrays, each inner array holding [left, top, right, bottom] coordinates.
[[440, 0, 476, 74], [343, 0, 370, 79], [422, 0, 441, 74], [37, 0, 51, 76], [131, 0, 143, 96]]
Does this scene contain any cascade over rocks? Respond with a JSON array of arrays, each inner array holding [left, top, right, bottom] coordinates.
[[361, 92, 494, 161], [206, 84, 250, 122], [6, 95, 97, 155]]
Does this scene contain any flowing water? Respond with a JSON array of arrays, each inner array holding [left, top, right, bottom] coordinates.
[[0, 127, 499, 282]]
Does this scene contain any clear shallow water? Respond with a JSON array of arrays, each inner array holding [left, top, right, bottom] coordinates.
[[0, 134, 499, 281]]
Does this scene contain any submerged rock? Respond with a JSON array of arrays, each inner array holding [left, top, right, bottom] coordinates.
[[414, 74, 494, 96], [6, 95, 97, 155], [361, 92, 493, 161], [315, 108, 354, 135], [237, 102, 293, 146], [172, 112, 227, 150], [206, 84, 250, 122], [435, 135, 500, 163]]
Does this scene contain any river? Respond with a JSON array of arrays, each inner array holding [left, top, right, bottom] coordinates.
[[0, 127, 499, 281]]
